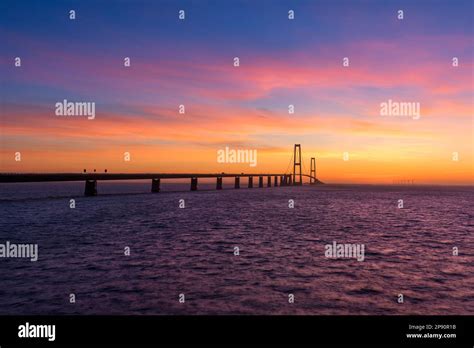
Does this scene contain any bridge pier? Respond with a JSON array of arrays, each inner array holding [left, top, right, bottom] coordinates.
[[258, 176, 263, 188], [190, 177, 198, 191], [151, 178, 161, 193], [84, 180, 97, 196], [216, 177, 223, 190], [235, 177, 240, 189], [288, 175, 292, 185], [274, 176, 278, 187], [281, 175, 286, 186], [248, 176, 253, 188], [267, 176, 271, 187]]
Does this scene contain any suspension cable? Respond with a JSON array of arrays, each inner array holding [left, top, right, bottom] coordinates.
[[284, 150, 294, 175]]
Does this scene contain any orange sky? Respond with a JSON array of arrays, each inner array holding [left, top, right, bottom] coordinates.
[[1, 3, 473, 185]]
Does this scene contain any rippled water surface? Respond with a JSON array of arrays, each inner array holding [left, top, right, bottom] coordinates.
[[1, 182, 473, 314]]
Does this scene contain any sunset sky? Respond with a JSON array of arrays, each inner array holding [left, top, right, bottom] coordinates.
[[1, 0, 473, 184]]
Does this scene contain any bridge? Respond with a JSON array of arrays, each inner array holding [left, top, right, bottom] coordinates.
[[0, 144, 323, 196]]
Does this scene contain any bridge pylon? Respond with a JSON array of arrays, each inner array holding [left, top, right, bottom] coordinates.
[[310, 157, 316, 185], [293, 144, 303, 185]]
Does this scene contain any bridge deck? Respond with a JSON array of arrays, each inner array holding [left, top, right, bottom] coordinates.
[[0, 173, 300, 183]]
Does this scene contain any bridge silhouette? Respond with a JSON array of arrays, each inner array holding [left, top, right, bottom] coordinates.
[[0, 144, 323, 196]]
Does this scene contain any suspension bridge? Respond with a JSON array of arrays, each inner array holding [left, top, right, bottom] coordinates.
[[0, 144, 323, 196]]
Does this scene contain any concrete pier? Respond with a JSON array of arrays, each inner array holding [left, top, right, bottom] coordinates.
[[248, 176, 253, 188], [191, 177, 198, 191], [258, 176, 263, 188], [151, 178, 161, 193], [267, 176, 271, 187], [216, 177, 223, 190], [84, 180, 97, 196], [274, 176, 278, 187], [235, 176, 240, 189]]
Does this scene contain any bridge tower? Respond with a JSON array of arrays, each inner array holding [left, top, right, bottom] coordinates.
[[293, 144, 303, 186], [310, 157, 316, 185]]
